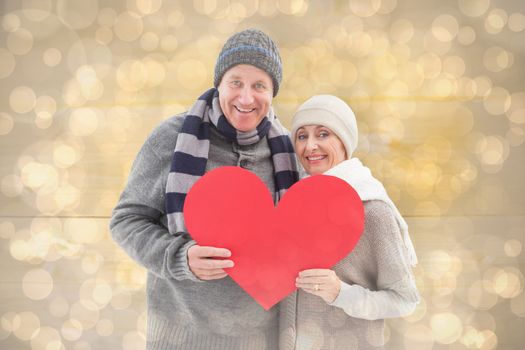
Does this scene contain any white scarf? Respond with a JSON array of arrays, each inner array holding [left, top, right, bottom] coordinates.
[[324, 158, 418, 266]]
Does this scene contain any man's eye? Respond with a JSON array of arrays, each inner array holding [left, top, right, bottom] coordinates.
[[231, 80, 241, 87], [254, 83, 266, 90]]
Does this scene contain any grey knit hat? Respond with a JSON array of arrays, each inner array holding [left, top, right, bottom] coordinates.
[[214, 28, 283, 96], [291, 95, 358, 159]]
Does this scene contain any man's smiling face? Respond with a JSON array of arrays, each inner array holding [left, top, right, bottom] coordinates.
[[217, 64, 273, 132]]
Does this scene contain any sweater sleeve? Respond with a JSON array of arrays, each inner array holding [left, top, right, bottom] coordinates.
[[330, 201, 420, 320], [109, 117, 202, 282]]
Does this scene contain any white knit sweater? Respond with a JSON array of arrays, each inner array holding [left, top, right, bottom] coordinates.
[[279, 161, 420, 350]]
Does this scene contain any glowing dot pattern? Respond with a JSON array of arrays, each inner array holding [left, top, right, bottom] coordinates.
[[0, 1, 524, 350]]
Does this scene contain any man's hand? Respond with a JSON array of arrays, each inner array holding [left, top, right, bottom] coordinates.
[[187, 245, 234, 280]]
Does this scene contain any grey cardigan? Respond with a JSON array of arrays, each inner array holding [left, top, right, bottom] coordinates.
[[279, 200, 420, 350], [110, 114, 280, 349]]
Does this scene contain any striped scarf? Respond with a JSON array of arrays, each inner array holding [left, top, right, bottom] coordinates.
[[166, 88, 299, 234]]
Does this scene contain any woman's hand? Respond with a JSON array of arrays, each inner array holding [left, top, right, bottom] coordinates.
[[296, 269, 341, 304]]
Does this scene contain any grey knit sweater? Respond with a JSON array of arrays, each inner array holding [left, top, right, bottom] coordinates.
[[279, 200, 420, 350], [110, 114, 280, 349]]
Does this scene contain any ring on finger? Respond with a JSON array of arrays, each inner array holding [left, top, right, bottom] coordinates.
[[314, 284, 320, 291]]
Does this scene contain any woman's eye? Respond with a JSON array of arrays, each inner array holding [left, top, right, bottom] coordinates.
[[319, 132, 329, 138], [297, 134, 306, 141]]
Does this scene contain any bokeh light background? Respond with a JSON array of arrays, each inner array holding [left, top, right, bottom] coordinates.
[[1, 0, 524, 349]]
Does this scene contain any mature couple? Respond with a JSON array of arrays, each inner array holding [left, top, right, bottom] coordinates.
[[110, 29, 419, 350]]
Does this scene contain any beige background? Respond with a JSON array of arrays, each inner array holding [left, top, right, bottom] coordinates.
[[1, 0, 524, 349]]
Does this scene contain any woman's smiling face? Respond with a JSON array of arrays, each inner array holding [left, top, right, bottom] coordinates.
[[294, 125, 347, 175]]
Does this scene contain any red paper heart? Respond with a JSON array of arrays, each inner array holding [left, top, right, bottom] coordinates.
[[184, 166, 364, 310]]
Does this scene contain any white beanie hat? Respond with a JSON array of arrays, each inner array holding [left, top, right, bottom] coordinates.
[[291, 95, 358, 159]]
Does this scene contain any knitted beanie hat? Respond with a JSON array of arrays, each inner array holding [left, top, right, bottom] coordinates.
[[291, 95, 358, 159], [214, 28, 283, 96]]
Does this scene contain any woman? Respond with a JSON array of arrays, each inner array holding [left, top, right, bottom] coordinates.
[[279, 95, 419, 350], [110, 29, 298, 350]]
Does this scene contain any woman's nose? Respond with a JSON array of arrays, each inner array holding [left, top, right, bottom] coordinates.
[[306, 139, 318, 151]]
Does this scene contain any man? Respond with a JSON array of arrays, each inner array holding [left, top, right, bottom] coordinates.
[[110, 29, 298, 349]]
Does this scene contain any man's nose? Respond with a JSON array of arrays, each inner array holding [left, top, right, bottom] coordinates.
[[238, 86, 255, 105]]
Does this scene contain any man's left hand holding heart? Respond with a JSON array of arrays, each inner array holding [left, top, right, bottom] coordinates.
[[295, 269, 342, 304]]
